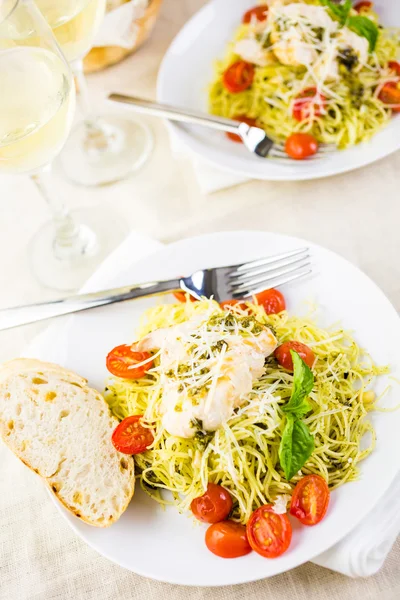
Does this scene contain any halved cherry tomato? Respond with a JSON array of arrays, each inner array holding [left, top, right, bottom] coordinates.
[[223, 61, 255, 94], [246, 504, 292, 558], [254, 289, 286, 315], [378, 81, 400, 112], [221, 289, 285, 314], [205, 521, 252, 558], [106, 345, 153, 379], [275, 341, 315, 370], [290, 474, 330, 526], [293, 87, 326, 122], [388, 61, 400, 76], [285, 133, 318, 160], [226, 116, 258, 143], [111, 415, 154, 455], [242, 5, 268, 24], [191, 483, 233, 523], [173, 291, 197, 303], [354, 1, 373, 12]]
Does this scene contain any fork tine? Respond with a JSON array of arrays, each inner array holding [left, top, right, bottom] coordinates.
[[270, 144, 335, 160], [230, 247, 308, 275], [269, 151, 329, 161], [229, 253, 310, 284], [313, 147, 335, 154], [268, 149, 287, 158], [269, 155, 329, 162], [271, 148, 334, 157], [232, 268, 313, 298], [274, 142, 335, 153], [231, 259, 312, 295]]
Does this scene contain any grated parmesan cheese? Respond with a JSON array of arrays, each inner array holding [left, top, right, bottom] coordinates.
[[136, 311, 277, 438], [234, 1, 372, 88], [272, 494, 292, 514]]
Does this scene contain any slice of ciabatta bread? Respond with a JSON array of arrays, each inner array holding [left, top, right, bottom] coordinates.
[[0, 358, 135, 527]]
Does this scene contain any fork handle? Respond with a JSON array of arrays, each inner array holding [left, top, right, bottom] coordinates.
[[0, 278, 182, 331], [108, 93, 240, 135]]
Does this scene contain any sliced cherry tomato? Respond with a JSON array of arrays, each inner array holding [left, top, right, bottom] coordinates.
[[293, 87, 326, 122], [205, 521, 252, 558], [111, 415, 154, 455], [254, 289, 286, 315], [246, 505, 292, 558], [285, 133, 318, 160], [388, 61, 400, 76], [106, 345, 153, 379], [173, 291, 197, 303], [226, 116, 258, 143], [275, 341, 315, 370], [354, 1, 373, 12], [191, 483, 233, 523], [290, 474, 330, 526], [243, 5, 268, 24], [223, 61, 255, 94], [378, 81, 400, 112]]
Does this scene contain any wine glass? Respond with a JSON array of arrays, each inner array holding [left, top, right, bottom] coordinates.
[[0, 0, 127, 291], [36, 0, 153, 187]]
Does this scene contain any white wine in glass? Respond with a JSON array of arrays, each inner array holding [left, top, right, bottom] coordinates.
[[36, 0, 106, 63], [36, 0, 153, 187], [0, 46, 75, 173], [0, 0, 127, 291]]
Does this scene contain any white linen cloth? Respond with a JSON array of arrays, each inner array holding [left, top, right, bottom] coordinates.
[[190, 158, 250, 195], [169, 134, 250, 194], [2, 231, 399, 581]]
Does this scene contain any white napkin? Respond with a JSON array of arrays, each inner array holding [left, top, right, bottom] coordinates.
[[93, 0, 148, 50], [22, 231, 400, 578], [314, 474, 400, 576], [169, 132, 250, 194]]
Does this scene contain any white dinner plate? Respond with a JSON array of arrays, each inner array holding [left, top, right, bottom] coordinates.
[[157, 0, 400, 181], [38, 231, 400, 586]]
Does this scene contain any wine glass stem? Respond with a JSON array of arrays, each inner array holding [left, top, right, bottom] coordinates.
[[31, 169, 96, 260], [70, 59, 116, 154], [71, 59, 95, 125]]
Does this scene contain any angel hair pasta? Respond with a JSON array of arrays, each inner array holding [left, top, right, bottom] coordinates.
[[105, 297, 388, 524]]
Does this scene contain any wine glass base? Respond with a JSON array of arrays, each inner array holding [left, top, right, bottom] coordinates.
[[29, 207, 129, 292], [57, 114, 153, 187]]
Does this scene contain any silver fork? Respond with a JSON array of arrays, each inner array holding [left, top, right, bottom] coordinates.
[[108, 93, 334, 160], [0, 248, 312, 331]]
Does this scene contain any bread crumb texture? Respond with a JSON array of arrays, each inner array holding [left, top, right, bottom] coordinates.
[[0, 359, 135, 527]]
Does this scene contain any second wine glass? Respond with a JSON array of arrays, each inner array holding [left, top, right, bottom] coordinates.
[[0, 0, 128, 291], [37, 0, 153, 186]]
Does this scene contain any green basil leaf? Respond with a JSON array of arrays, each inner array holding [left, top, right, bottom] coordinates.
[[319, 0, 352, 25], [279, 416, 315, 481], [282, 350, 314, 417], [347, 15, 379, 52]]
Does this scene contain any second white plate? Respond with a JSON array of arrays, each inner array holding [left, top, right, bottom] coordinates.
[[157, 0, 400, 181]]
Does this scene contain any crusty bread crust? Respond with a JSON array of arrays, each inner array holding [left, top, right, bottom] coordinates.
[[0, 358, 135, 527]]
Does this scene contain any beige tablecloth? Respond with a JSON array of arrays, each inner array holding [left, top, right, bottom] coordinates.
[[1, 1, 400, 598]]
